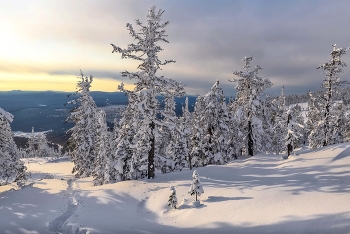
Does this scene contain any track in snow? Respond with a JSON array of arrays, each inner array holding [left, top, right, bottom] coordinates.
[[48, 178, 80, 234]]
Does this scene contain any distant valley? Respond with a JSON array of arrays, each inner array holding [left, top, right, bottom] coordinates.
[[0, 91, 197, 146]]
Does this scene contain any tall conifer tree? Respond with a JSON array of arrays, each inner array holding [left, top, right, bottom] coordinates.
[[66, 72, 99, 178], [111, 6, 185, 179], [309, 45, 349, 147], [230, 57, 272, 156]]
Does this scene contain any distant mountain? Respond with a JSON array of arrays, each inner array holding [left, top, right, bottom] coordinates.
[[0, 91, 197, 138]]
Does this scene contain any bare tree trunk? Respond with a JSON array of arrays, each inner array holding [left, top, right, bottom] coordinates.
[[287, 113, 292, 156], [188, 154, 192, 170], [186, 136, 192, 170], [248, 121, 254, 156], [148, 121, 155, 179], [323, 60, 335, 147], [287, 144, 293, 157]]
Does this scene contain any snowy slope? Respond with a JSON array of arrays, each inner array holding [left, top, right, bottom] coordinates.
[[1, 145, 350, 233]]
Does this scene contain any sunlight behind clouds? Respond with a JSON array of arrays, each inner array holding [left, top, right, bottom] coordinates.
[[0, 0, 349, 95]]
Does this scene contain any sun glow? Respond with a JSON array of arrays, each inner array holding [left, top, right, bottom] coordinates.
[[0, 73, 134, 92]]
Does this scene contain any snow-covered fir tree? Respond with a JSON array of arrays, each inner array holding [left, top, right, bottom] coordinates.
[[203, 80, 230, 164], [166, 128, 189, 172], [292, 104, 307, 148], [332, 102, 348, 144], [309, 44, 349, 147], [188, 170, 204, 201], [111, 117, 120, 149], [272, 87, 286, 155], [181, 97, 193, 169], [0, 107, 26, 185], [111, 6, 185, 179], [198, 89, 215, 165], [114, 88, 139, 181], [25, 129, 62, 159], [226, 97, 244, 159], [36, 134, 51, 157], [163, 94, 190, 172], [159, 93, 179, 173], [275, 106, 304, 156], [190, 81, 231, 166], [93, 110, 115, 185], [190, 96, 206, 167], [66, 72, 99, 178], [307, 92, 324, 149], [27, 128, 52, 158], [230, 56, 272, 156], [260, 94, 275, 153], [168, 186, 177, 209], [27, 127, 36, 158]]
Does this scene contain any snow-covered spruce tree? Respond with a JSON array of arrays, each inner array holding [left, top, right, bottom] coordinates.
[[204, 80, 231, 164], [111, 117, 120, 150], [291, 104, 307, 148], [190, 96, 206, 167], [160, 95, 191, 173], [159, 93, 179, 173], [272, 87, 287, 155], [191, 81, 230, 165], [114, 86, 139, 181], [168, 186, 178, 209], [226, 97, 244, 159], [199, 84, 216, 165], [260, 94, 275, 154], [181, 97, 193, 169], [307, 92, 324, 149], [26, 127, 53, 158], [0, 107, 26, 185], [36, 133, 51, 158], [66, 72, 99, 178], [111, 6, 185, 179], [332, 102, 348, 144], [229, 57, 272, 156], [275, 106, 304, 157], [27, 127, 37, 158], [309, 45, 349, 147], [166, 126, 189, 172], [188, 170, 204, 202], [93, 110, 115, 185]]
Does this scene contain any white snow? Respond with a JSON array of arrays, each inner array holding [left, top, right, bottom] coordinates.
[[1, 145, 350, 233], [14, 130, 53, 138]]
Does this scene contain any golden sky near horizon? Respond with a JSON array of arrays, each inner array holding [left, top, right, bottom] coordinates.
[[0, 1, 154, 93], [1, 1, 350, 95]]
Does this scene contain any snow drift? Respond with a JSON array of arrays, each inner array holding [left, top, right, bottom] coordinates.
[[1, 144, 350, 233]]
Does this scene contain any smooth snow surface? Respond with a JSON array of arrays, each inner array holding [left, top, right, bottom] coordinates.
[[1, 145, 350, 233]]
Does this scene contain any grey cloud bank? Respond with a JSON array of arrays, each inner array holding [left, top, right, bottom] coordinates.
[[2, 0, 350, 96], [107, 0, 350, 96]]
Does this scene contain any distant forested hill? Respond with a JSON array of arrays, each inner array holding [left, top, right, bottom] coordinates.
[[0, 91, 197, 136]]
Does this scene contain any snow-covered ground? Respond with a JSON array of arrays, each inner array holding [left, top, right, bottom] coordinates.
[[13, 130, 53, 138], [1, 145, 350, 234]]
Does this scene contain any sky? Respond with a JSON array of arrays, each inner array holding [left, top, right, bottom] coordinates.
[[1, 0, 350, 96]]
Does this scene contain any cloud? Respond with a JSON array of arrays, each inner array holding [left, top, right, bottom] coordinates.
[[1, 0, 350, 95]]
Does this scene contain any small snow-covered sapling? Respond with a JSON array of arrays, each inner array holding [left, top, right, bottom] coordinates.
[[188, 170, 204, 201], [168, 186, 178, 209]]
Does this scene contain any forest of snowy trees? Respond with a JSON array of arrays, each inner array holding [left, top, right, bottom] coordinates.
[[1, 6, 350, 186]]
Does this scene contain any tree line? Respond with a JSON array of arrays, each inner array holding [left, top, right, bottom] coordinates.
[[0, 6, 349, 186], [64, 6, 350, 185]]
